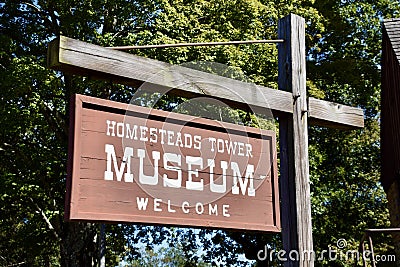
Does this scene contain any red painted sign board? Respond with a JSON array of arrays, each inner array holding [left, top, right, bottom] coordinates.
[[66, 94, 280, 232]]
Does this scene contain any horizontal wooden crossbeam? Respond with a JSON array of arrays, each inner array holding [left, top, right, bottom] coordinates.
[[48, 36, 364, 129]]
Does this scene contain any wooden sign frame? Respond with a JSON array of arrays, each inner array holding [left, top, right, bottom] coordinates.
[[48, 14, 366, 267], [66, 94, 280, 232]]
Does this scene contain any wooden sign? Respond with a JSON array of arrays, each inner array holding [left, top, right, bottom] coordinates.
[[66, 94, 280, 232]]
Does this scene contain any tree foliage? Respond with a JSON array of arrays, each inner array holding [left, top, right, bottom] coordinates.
[[1, 0, 400, 266]]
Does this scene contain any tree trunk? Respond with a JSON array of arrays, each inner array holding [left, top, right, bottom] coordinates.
[[60, 222, 98, 267]]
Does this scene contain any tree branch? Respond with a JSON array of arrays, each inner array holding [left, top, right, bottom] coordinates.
[[21, 2, 59, 34], [29, 197, 61, 242]]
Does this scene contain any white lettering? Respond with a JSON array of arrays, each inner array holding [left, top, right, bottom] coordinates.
[[195, 202, 204, 214], [175, 132, 183, 147], [116, 122, 124, 138], [194, 135, 201, 150], [136, 198, 231, 217], [209, 137, 216, 152], [154, 198, 162, 212], [217, 139, 224, 153], [246, 143, 253, 157], [184, 133, 192, 148], [149, 127, 157, 143], [163, 153, 182, 188], [126, 124, 138, 140], [167, 200, 176, 213], [138, 149, 160, 185], [167, 130, 174, 146], [207, 137, 252, 157], [209, 159, 227, 193], [106, 120, 116, 136], [225, 140, 237, 154], [140, 126, 148, 141], [136, 197, 149, 210], [104, 144, 133, 182], [231, 162, 255, 196], [186, 156, 204, 191], [209, 203, 218, 216], [182, 201, 190, 213], [237, 142, 244, 156], [159, 129, 167, 144], [223, 204, 230, 217]]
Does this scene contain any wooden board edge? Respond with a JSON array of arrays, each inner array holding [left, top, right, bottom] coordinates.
[[67, 213, 282, 233], [65, 94, 84, 221], [271, 133, 281, 231], [74, 94, 277, 137], [308, 97, 364, 129], [64, 94, 75, 221], [47, 37, 61, 69]]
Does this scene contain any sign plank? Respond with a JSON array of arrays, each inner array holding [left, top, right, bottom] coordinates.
[[48, 36, 364, 129], [66, 94, 280, 232]]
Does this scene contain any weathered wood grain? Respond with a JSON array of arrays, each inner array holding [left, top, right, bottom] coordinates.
[[48, 36, 292, 115], [48, 36, 364, 129], [308, 98, 364, 129], [278, 14, 314, 267]]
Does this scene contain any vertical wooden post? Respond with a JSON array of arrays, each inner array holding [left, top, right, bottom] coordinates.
[[278, 14, 314, 267]]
